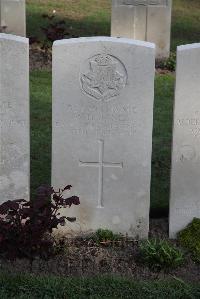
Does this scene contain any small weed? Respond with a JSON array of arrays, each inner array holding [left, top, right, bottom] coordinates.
[[139, 239, 185, 270], [162, 52, 176, 71], [178, 218, 200, 263], [92, 229, 122, 246]]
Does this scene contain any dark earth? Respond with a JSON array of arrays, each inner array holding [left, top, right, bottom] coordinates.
[[30, 45, 52, 70], [0, 218, 199, 282]]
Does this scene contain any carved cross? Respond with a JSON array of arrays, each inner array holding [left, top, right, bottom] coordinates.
[[79, 140, 123, 208]]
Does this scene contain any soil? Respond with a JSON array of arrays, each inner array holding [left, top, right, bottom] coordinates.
[[0, 218, 199, 282], [156, 68, 174, 75], [30, 45, 52, 71]]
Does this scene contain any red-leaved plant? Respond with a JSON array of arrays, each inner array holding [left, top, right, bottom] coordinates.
[[0, 185, 80, 259]]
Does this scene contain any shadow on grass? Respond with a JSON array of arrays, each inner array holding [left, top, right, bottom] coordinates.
[[150, 74, 175, 217], [171, 0, 200, 51], [30, 71, 52, 197], [171, 17, 200, 51], [27, 1, 200, 50], [27, 10, 110, 41]]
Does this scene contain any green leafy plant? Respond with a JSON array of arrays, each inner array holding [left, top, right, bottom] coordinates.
[[178, 218, 200, 263], [92, 229, 121, 245], [162, 52, 176, 71], [139, 239, 184, 270]]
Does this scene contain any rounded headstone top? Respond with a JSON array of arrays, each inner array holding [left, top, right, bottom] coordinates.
[[53, 36, 155, 50], [0, 33, 28, 44]]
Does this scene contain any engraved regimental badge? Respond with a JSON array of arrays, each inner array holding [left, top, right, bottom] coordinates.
[[80, 54, 127, 101]]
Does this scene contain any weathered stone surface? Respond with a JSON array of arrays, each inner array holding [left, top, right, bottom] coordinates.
[[52, 37, 155, 238], [0, 34, 29, 203], [111, 0, 172, 59], [0, 0, 26, 36], [170, 43, 200, 238]]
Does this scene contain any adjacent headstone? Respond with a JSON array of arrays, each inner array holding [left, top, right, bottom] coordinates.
[[170, 43, 200, 238], [111, 0, 172, 59], [0, 0, 26, 36], [0, 34, 29, 203], [52, 37, 155, 238]]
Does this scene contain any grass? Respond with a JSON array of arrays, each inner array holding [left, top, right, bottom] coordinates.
[[26, 0, 111, 41], [151, 74, 174, 214], [0, 272, 199, 298], [30, 71, 52, 196], [30, 71, 175, 213], [26, 0, 200, 50], [171, 0, 200, 50]]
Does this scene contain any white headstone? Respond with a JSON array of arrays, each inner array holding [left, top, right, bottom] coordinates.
[[0, 0, 26, 36], [52, 37, 155, 238], [0, 34, 29, 203], [170, 43, 200, 238], [111, 0, 172, 59]]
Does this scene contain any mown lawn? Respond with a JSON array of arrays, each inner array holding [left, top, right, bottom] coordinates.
[[0, 272, 200, 298], [26, 0, 111, 41], [30, 71, 52, 197], [26, 0, 200, 50], [151, 74, 174, 214], [171, 0, 200, 50], [30, 71, 174, 214]]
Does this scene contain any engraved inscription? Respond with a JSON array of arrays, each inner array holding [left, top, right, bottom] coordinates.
[[0, 119, 26, 128], [80, 54, 127, 101], [57, 103, 136, 137], [175, 207, 200, 217], [79, 140, 123, 208], [122, 0, 168, 6], [176, 113, 200, 137]]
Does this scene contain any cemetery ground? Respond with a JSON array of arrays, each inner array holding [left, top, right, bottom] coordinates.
[[0, 0, 200, 298], [27, 0, 200, 65]]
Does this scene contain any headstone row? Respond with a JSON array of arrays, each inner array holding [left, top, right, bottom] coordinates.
[[0, 33, 199, 239], [0, 0, 172, 59], [1, 0, 172, 59]]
